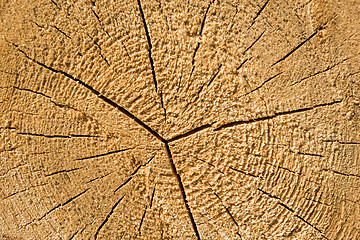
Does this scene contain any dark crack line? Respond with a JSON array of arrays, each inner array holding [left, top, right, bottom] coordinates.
[[86, 171, 115, 184], [17, 132, 99, 138], [3, 183, 48, 200], [215, 100, 342, 131], [236, 58, 251, 71], [208, 182, 239, 228], [167, 123, 213, 142], [266, 162, 301, 175], [24, 188, 90, 227], [45, 167, 82, 177], [323, 169, 360, 178], [295, 151, 324, 157], [150, 186, 156, 209], [138, 206, 147, 236], [278, 202, 328, 238], [291, 58, 350, 86], [241, 72, 282, 97], [272, 24, 326, 66], [8, 41, 166, 143], [193, 156, 224, 174], [91, 9, 111, 38], [75, 147, 134, 161], [164, 143, 200, 239], [229, 166, 261, 179], [137, 0, 158, 92], [114, 154, 156, 192], [322, 139, 360, 145], [160, 90, 167, 121], [51, 25, 72, 39], [243, 30, 265, 54], [50, 0, 60, 9], [205, 63, 223, 88], [258, 188, 280, 200], [199, 1, 213, 36], [94, 195, 125, 240], [188, 1, 213, 81], [248, 0, 270, 30]]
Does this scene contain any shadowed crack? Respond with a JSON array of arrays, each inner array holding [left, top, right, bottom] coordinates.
[[215, 100, 342, 131], [94, 195, 125, 240], [164, 143, 201, 239]]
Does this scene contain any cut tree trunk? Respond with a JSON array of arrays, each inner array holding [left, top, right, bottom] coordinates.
[[1, 0, 359, 239]]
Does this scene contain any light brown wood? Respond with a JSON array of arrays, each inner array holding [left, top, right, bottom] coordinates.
[[1, 0, 359, 239]]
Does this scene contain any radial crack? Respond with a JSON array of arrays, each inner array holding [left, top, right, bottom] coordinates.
[[241, 72, 282, 97], [75, 148, 134, 161], [243, 30, 265, 54], [24, 188, 90, 227], [164, 143, 201, 239], [17, 132, 99, 138], [167, 123, 213, 142], [137, 0, 158, 92], [215, 100, 342, 131], [272, 24, 327, 66], [114, 154, 156, 192], [248, 0, 270, 30], [208, 182, 239, 228], [8, 41, 166, 143], [94, 195, 125, 240]]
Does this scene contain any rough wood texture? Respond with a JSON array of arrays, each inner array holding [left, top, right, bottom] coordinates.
[[1, 0, 359, 239]]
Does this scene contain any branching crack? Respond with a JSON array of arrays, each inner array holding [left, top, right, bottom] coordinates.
[[164, 143, 200, 239], [215, 100, 342, 131], [94, 195, 125, 240]]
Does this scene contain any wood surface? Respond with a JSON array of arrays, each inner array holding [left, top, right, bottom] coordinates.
[[0, 0, 359, 239]]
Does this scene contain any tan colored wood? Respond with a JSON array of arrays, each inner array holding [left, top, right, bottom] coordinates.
[[1, 0, 359, 239]]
